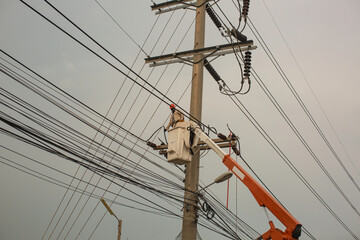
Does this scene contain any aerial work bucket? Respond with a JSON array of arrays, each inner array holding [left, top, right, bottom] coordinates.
[[167, 121, 192, 165]]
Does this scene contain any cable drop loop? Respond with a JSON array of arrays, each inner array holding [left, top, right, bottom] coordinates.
[[144, 126, 164, 142], [206, 208, 215, 220], [230, 28, 248, 42], [201, 201, 209, 212]]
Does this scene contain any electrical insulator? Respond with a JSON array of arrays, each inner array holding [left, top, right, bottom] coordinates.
[[243, 51, 252, 78], [205, 4, 222, 29], [242, 0, 250, 18], [217, 133, 227, 140], [230, 28, 247, 42], [147, 141, 157, 149], [204, 59, 221, 82], [232, 146, 241, 156]]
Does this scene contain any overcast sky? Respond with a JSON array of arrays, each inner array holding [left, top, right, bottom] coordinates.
[[1, 0, 360, 239]]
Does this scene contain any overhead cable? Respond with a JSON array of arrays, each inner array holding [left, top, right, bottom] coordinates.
[[0, 50, 146, 143], [260, 0, 360, 187], [0, 57, 260, 240], [20, 0, 217, 135], [236, 10, 360, 216], [0, 148, 177, 217], [211, 3, 359, 237], [226, 90, 359, 240], [52, 11, 184, 239], [61, 11, 195, 240], [94, 0, 151, 57]]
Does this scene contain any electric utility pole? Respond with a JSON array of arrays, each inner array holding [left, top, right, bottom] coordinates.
[[181, 0, 206, 239], [101, 198, 122, 240], [146, 1, 255, 239]]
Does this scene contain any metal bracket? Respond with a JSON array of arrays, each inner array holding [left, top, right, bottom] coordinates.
[[151, 0, 216, 15], [145, 41, 256, 67], [155, 136, 239, 159], [151, 0, 194, 11]]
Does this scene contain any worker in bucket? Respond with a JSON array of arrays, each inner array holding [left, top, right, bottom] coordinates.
[[164, 104, 184, 132]]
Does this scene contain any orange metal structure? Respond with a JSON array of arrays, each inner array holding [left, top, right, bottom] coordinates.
[[222, 155, 301, 240], [189, 122, 302, 239]]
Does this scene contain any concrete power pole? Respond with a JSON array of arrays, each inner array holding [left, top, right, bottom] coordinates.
[[182, 0, 206, 239], [145, 2, 254, 239]]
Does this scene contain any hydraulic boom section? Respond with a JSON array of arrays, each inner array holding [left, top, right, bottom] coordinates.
[[173, 122, 302, 240]]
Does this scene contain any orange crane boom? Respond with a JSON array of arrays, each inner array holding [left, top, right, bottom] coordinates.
[[189, 122, 302, 239], [222, 155, 301, 239]]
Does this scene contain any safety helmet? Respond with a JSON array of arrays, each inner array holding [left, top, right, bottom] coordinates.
[[170, 104, 175, 109]]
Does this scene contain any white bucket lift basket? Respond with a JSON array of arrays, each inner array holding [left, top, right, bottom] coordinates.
[[167, 121, 192, 165]]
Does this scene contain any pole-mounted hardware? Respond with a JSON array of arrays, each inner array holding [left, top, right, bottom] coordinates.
[[145, 41, 256, 67]]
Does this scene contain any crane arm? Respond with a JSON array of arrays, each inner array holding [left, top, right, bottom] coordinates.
[[191, 122, 301, 240]]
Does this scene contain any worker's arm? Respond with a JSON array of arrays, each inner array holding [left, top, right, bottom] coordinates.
[[165, 115, 173, 131]]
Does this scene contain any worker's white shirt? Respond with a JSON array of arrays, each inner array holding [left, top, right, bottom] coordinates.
[[166, 110, 184, 130]]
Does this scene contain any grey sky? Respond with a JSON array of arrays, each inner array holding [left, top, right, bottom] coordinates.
[[1, 0, 360, 239]]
